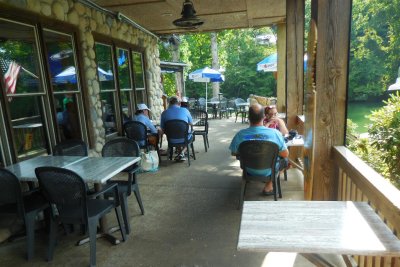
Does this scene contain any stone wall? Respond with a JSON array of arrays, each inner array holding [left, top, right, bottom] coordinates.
[[0, 0, 164, 156]]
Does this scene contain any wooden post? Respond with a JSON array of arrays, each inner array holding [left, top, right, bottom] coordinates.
[[286, 0, 304, 130], [286, 0, 305, 163], [309, 0, 351, 200], [277, 23, 286, 113]]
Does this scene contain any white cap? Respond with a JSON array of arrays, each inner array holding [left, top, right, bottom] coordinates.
[[181, 97, 188, 102], [137, 103, 150, 111]]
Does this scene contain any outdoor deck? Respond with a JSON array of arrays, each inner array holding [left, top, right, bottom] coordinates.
[[0, 116, 309, 267]]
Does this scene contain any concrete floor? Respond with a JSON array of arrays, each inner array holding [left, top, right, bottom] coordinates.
[[0, 117, 314, 267]]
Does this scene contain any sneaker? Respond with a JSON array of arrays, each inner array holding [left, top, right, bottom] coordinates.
[[174, 154, 181, 161], [179, 154, 187, 161]]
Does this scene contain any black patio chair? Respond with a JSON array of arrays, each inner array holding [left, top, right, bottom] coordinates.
[[102, 137, 144, 235], [237, 140, 282, 209], [192, 110, 209, 152], [227, 98, 236, 117], [219, 97, 229, 119], [53, 139, 88, 156], [35, 166, 125, 267], [197, 97, 206, 111], [164, 120, 196, 166], [0, 168, 49, 260], [124, 120, 161, 161], [210, 97, 219, 119], [234, 98, 248, 123]]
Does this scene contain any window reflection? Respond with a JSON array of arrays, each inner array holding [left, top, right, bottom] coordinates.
[[132, 52, 147, 105], [44, 30, 78, 92], [101, 92, 116, 135], [132, 52, 145, 89], [117, 48, 131, 89], [117, 48, 133, 122], [95, 43, 117, 136], [0, 19, 47, 158], [43, 29, 82, 141], [10, 96, 46, 157], [120, 90, 131, 123], [54, 94, 81, 141], [95, 43, 115, 90], [0, 19, 42, 94]]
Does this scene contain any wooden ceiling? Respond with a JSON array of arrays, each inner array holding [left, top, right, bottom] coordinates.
[[92, 0, 286, 35]]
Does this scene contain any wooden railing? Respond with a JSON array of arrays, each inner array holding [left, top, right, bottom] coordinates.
[[333, 146, 400, 267]]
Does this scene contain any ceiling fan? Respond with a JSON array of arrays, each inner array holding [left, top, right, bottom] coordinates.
[[173, 0, 204, 28]]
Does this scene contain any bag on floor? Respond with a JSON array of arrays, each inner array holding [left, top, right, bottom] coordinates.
[[140, 150, 159, 172]]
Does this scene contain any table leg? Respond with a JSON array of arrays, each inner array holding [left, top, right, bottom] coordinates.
[[300, 253, 336, 267], [76, 183, 122, 246]]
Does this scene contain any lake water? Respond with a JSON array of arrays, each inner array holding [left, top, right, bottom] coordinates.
[[347, 102, 384, 133]]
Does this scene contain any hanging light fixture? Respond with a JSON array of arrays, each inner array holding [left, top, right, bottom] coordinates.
[[173, 0, 204, 28]]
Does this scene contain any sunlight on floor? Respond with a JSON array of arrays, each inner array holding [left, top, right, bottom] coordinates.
[[261, 252, 298, 267]]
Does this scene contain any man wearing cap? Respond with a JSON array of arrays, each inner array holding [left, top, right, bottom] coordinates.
[[133, 103, 160, 145], [160, 96, 193, 161], [180, 96, 189, 110]]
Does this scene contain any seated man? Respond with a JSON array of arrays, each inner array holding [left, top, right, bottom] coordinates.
[[160, 96, 193, 161], [229, 104, 289, 195], [132, 103, 161, 147]]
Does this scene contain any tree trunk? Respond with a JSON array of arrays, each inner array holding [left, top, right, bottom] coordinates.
[[171, 41, 183, 98], [211, 32, 220, 97]]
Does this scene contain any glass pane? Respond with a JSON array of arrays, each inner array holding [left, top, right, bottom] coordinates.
[[120, 90, 132, 123], [0, 149, 3, 167], [132, 52, 145, 89], [101, 92, 117, 135], [0, 19, 43, 94], [10, 96, 47, 158], [117, 48, 131, 90], [95, 43, 115, 90], [54, 94, 81, 141], [135, 89, 147, 105], [44, 29, 79, 92]]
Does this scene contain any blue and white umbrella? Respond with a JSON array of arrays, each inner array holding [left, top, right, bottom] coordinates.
[[188, 67, 224, 112], [388, 78, 400, 91], [257, 53, 308, 72], [257, 53, 278, 72], [53, 66, 113, 84]]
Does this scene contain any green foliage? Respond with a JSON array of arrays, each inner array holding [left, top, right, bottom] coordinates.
[[158, 28, 278, 100], [347, 93, 400, 189], [367, 92, 400, 187], [349, 0, 400, 101]]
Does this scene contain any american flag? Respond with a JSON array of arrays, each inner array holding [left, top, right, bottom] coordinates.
[[0, 57, 20, 95]]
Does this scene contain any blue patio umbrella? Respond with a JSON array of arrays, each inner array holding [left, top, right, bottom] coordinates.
[[188, 67, 224, 112], [257, 53, 308, 72], [257, 53, 278, 72], [53, 66, 113, 84]]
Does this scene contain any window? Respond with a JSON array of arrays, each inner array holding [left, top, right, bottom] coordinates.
[[95, 42, 117, 136], [0, 17, 88, 163], [132, 52, 147, 104], [117, 48, 133, 123], [0, 19, 48, 159], [43, 29, 83, 141]]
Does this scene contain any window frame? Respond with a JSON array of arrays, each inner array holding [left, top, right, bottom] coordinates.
[[0, 12, 91, 164], [93, 34, 150, 137]]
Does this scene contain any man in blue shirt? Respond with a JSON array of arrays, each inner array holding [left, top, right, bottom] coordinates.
[[160, 96, 193, 161], [229, 103, 289, 195], [132, 103, 160, 147]]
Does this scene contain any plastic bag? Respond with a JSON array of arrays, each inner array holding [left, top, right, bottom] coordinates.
[[140, 150, 159, 172]]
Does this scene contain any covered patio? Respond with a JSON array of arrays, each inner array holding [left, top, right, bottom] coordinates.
[[0, 117, 308, 266], [0, 0, 399, 266]]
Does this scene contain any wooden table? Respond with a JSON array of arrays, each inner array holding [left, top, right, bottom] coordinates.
[[286, 136, 304, 172], [238, 201, 400, 266], [6, 155, 141, 244]]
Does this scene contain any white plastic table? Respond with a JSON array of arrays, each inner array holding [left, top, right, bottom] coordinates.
[[238, 201, 400, 266]]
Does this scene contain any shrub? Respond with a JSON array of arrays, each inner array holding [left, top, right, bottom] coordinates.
[[367, 92, 400, 188]]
